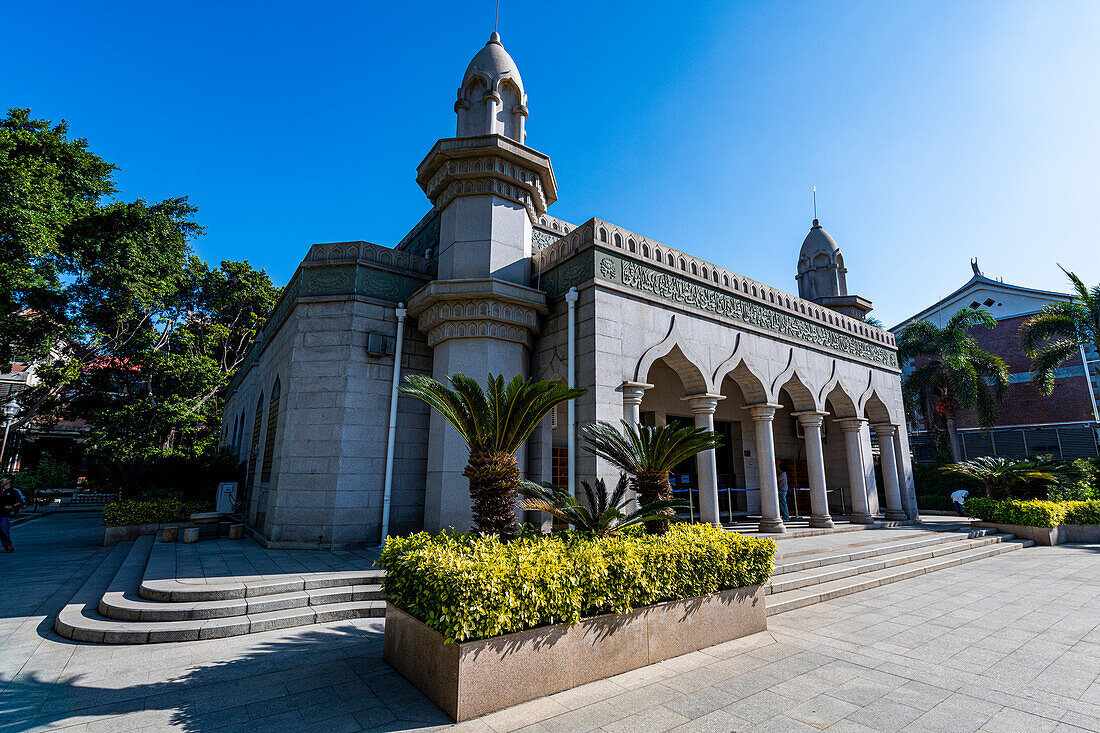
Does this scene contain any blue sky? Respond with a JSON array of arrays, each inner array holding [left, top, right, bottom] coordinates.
[[4, 1, 1098, 327]]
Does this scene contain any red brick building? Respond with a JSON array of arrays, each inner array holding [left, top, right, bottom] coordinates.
[[893, 261, 1099, 462]]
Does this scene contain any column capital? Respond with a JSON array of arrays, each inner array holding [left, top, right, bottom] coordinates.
[[620, 381, 653, 405], [834, 417, 868, 433], [746, 403, 784, 422], [681, 393, 725, 414], [872, 423, 898, 437], [792, 410, 829, 428]]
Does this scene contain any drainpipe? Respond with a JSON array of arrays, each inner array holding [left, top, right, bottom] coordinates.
[[566, 287, 578, 498], [380, 303, 407, 544]]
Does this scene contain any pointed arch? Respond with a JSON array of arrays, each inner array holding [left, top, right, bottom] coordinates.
[[632, 316, 712, 394]]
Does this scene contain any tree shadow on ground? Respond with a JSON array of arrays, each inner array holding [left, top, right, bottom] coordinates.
[[0, 623, 452, 733]]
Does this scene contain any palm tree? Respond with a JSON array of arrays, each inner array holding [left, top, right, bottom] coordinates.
[[1019, 268, 1100, 396], [581, 421, 723, 534], [399, 373, 585, 538], [941, 457, 1059, 499], [896, 308, 1010, 462], [518, 474, 687, 538]]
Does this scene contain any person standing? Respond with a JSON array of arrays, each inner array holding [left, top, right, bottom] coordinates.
[[0, 476, 24, 552], [777, 470, 791, 522], [951, 488, 969, 517]]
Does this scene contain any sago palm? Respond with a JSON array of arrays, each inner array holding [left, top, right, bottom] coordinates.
[[1019, 268, 1100, 396], [518, 474, 687, 538], [941, 457, 1059, 499], [581, 420, 722, 535], [399, 373, 585, 538], [896, 307, 1010, 462]]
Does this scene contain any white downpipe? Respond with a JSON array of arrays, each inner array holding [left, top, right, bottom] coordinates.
[[566, 287, 578, 499], [380, 303, 407, 543]]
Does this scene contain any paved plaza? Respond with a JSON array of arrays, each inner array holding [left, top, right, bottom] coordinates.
[[2, 514, 1100, 732]]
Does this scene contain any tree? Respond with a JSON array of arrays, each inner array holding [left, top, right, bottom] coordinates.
[[941, 457, 1059, 499], [581, 421, 722, 535], [398, 373, 585, 538], [1019, 268, 1100, 396], [2, 109, 279, 494], [896, 308, 1010, 462], [518, 474, 687, 538]]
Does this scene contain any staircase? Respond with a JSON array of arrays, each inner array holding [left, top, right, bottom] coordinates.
[[54, 534, 385, 644], [765, 524, 1032, 615]]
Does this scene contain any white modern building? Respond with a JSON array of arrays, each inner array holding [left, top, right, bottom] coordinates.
[[222, 33, 916, 548]]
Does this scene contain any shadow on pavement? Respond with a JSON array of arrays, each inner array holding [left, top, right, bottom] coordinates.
[[0, 624, 450, 733]]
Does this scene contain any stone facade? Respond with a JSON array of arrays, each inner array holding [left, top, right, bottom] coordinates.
[[222, 33, 917, 548]]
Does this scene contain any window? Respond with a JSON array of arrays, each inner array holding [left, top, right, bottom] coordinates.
[[246, 392, 264, 487], [260, 378, 281, 482]]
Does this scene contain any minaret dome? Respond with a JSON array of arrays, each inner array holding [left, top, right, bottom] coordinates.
[[455, 33, 528, 142], [796, 218, 848, 302]]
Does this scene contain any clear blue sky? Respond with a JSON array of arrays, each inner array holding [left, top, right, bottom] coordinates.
[[4, 1, 1098, 327]]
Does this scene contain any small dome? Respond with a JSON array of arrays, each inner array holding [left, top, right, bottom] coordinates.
[[799, 219, 840, 259], [462, 32, 524, 96]]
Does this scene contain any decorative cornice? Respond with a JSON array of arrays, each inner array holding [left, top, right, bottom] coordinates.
[[533, 217, 896, 350], [416, 135, 556, 221], [407, 278, 547, 349], [539, 245, 900, 370]]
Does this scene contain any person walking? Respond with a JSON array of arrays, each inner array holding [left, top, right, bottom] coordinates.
[[1, 476, 24, 551], [951, 488, 969, 517]]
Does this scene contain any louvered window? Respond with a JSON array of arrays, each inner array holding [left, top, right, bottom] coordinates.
[[260, 378, 280, 482]]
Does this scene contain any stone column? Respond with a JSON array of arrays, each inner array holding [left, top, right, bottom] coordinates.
[[683, 394, 724, 526], [836, 418, 875, 524], [747, 404, 785, 534], [621, 381, 652, 428], [873, 424, 908, 520], [793, 411, 834, 529]]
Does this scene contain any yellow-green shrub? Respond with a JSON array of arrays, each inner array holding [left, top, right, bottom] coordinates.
[[963, 497, 1100, 527], [1064, 500, 1100, 525], [379, 523, 775, 643]]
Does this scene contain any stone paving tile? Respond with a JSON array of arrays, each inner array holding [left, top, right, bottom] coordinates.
[[7, 516, 1100, 732]]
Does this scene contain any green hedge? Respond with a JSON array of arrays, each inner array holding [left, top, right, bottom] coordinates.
[[963, 497, 1100, 528], [102, 498, 210, 527], [916, 494, 956, 512], [379, 523, 776, 643]]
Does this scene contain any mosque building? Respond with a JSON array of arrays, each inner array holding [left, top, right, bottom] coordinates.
[[222, 33, 916, 548]]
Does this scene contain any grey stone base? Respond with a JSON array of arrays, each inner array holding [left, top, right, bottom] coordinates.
[[758, 518, 787, 533], [885, 510, 909, 521], [808, 515, 835, 529], [383, 586, 768, 721], [848, 512, 876, 525]]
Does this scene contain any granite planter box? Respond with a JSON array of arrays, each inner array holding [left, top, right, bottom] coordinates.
[[383, 585, 767, 721], [103, 522, 190, 546], [975, 521, 1100, 546]]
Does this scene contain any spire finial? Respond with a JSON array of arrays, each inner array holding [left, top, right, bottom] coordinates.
[[494, 0, 500, 35], [812, 186, 818, 223]]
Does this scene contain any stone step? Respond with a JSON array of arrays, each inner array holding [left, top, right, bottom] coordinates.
[[100, 581, 384, 621], [57, 597, 386, 644], [771, 528, 999, 577], [767, 533, 1007, 595], [766, 536, 1033, 616], [771, 523, 978, 561], [138, 530, 383, 602]]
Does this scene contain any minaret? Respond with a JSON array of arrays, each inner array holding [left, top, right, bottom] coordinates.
[[408, 34, 557, 531], [795, 219, 873, 320]]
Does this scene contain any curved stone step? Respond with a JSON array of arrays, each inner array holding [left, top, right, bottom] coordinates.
[[54, 541, 135, 643], [767, 533, 1009, 595], [766, 536, 1033, 616], [100, 582, 383, 621], [138, 531, 383, 601], [58, 599, 385, 643]]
